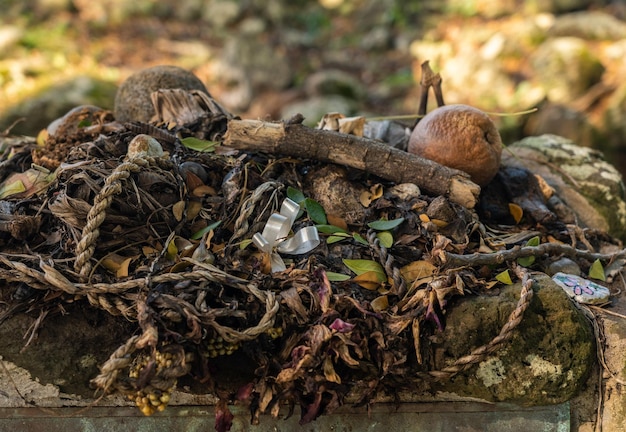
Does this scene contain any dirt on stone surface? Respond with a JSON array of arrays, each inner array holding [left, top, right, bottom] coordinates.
[[0, 302, 135, 397]]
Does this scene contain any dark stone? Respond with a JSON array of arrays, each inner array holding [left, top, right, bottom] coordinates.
[[114, 65, 210, 123]]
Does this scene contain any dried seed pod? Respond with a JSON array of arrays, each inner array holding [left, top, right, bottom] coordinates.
[[408, 104, 502, 186]]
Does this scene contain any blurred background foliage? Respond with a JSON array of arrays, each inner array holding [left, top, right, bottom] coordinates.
[[1, 0, 626, 175]]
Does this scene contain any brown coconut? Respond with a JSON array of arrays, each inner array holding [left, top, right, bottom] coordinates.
[[408, 104, 502, 186]]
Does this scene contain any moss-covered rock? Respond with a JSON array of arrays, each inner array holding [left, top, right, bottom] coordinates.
[[503, 134, 626, 242], [433, 273, 594, 405]]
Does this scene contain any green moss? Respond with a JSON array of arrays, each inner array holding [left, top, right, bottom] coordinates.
[[434, 275, 595, 405]]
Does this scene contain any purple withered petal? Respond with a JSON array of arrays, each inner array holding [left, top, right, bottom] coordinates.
[[329, 318, 355, 333], [215, 400, 234, 432]]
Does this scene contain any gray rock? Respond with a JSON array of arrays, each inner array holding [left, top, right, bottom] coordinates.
[[0, 76, 116, 136], [0, 26, 22, 54], [549, 11, 626, 40], [503, 134, 626, 242], [523, 102, 595, 148], [530, 37, 604, 104], [437, 273, 594, 405], [280, 95, 357, 127], [113, 65, 210, 123], [304, 69, 367, 101], [546, 257, 581, 276]]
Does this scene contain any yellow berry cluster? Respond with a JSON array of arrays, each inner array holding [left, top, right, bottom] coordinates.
[[128, 388, 172, 416], [266, 326, 283, 339], [127, 351, 176, 416], [206, 336, 239, 358]]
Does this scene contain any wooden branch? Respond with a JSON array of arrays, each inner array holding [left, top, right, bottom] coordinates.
[[223, 119, 480, 208]]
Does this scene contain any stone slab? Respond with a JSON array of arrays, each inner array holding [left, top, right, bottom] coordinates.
[[0, 402, 570, 432]]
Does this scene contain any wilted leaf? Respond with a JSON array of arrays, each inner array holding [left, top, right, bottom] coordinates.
[[166, 238, 178, 260], [174, 236, 195, 256], [368, 217, 405, 231], [508, 203, 523, 224], [101, 254, 136, 278], [142, 246, 159, 256], [304, 198, 327, 224], [360, 190, 373, 207], [412, 318, 422, 364], [191, 220, 222, 240], [376, 231, 393, 248], [338, 115, 365, 135], [325, 271, 351, 281], [0, 178, 26, 199], [287, 186, 306, 204], [495, 269, 513, 285], [37, 129, 48, 146], [0, 168, 55, 199], [172, 200, 186, 222], [191, 185, 217, 197], [371, 295, 389, 312], [181, 137, 217, 152], [400, 260, 437, 283], [323, 356, 341, 384], [353, 271, 383, 291], [369, 184, 383, 200], [326, 214, 348, 231], [431, 219, 449, 228], [589, 259, 606, 281], [187, 200, 202, 220], [343, 259, 386, 281]]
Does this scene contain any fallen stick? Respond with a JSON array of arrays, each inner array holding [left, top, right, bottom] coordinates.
[[223, 118, 481, 208]]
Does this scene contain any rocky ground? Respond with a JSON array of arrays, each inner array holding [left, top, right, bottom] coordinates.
[[2, 0, 626, 172]]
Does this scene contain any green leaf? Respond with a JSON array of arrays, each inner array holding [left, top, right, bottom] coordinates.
[[495, 270, 513, 285], [287, 187, 306, 204], [77, 119, 92, 128], [325, 272, 351, 282], [343, 259, 386, 281], [191, 220, 222, 240], [526, 236, 540, 247], [239, 239, 253, 250], [181, 137, 217, 152], [368, 217, 405, 231], [517, 256, 535, 267], [376, 231, 394, 248], [589, 259, 606, 281], [517, 236, 540, 267], [353, 233, 368, 245], [327, 234, 350, 244], [304, 198, 327, 224], [316, 224, 349, 234]]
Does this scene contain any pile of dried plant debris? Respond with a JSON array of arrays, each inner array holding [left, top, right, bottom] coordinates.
[[0, 64, 624, 431]]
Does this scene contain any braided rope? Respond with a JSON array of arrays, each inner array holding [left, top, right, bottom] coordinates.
[[367, 229, 407, 298], [230, 181, 282, 242], [424, 265, 534, 381], [91, 334, 141, 392], [74, 157, 152, 280]]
